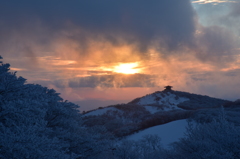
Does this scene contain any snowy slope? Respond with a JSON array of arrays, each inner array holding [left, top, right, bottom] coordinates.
[[135, 91, 189, 112], [84, 89, 229, 117], [137, 92, 189, 105], [143, 106, 159, 114], [126, 119, 188, 148], [129, 90, 229, 110], [82, 89, 229, 140]]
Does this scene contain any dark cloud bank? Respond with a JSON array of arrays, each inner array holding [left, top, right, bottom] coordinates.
[[1, 0, 238, 58], [55, 74, 156, 88], [0, 0, 195, 51]]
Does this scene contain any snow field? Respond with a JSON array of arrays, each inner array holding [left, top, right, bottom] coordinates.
[[138, 92, 189, 111], [126, 119, 188, 148]]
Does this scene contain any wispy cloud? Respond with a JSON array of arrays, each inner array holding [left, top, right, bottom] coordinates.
[[10, 67, 26, 71], [192, 0, 238, 4]]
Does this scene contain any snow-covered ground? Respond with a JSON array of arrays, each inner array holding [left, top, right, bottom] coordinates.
[[158, 93, 189, 106], [137, 95, 156, 105], [144, 106, 159, 114], [83, 107, 118, 116], [126, 119, 188, 148], [137, 92, 189, 111]]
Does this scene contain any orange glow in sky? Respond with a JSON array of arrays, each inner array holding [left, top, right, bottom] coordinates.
[[113, 62, 141, 74]]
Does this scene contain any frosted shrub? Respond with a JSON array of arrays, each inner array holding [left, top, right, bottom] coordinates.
[[114, 135, 162, 159], [0, 56, 111, 158], [168, 109, 240, 159]]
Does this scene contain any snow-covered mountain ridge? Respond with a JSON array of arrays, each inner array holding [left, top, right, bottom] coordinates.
[[132, 91, 189, 111], [128, 90, 229, 110], [129, 91, 189, 106], [83, 90, 189, 118], [82, 89, 232, 138], [84, 89, 229, 117]]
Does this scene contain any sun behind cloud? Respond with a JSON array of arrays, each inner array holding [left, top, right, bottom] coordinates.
[[113, 62, 141, 74]]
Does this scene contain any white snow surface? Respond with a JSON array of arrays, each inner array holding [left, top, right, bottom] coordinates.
[[126, 119, 188, 148], [83, 107, 118, 117], [137, 95, 156, 105], [144, 106, 160, 114], [137, 92, 189, 111]]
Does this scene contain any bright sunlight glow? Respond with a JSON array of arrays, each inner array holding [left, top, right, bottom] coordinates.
[[113, 62, 141, 74]]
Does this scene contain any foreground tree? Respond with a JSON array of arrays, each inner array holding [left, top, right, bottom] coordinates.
[[166, 109, 240, 159], [110, 135, 163, 159], [0, 56, 112, 158]]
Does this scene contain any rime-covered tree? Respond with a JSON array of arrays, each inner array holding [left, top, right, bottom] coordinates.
[[111, 135, 163, 159], [0, 56, 112, 158], [0, 56, 26, 102], [166, 108, 240, 159]]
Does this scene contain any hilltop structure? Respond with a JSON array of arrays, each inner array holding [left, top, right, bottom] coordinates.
[[164, 85, 173, 91]]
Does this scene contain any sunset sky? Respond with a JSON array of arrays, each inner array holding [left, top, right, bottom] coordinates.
[[1, 0, 240, 110]]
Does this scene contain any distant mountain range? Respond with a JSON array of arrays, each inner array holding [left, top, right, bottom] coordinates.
[[82, 89, 239, 139]]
